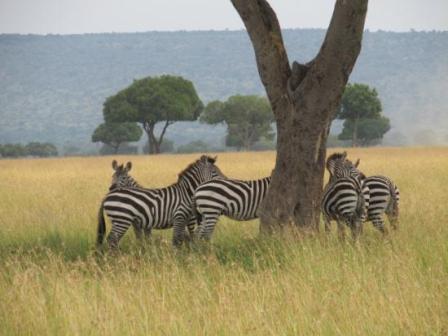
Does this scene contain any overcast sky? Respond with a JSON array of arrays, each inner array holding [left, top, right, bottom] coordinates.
[[0, 0, 447, 35]]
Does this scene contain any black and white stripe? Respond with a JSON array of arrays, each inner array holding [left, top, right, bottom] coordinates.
[[321, 175, 367, 239], [364, 175, 400, 230], [193, 176, 271, 240], [326, 152, 400, 233], [97, 155, 224, 248]]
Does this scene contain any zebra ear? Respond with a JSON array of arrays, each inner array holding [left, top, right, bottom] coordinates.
[[354, 158, 360, 167], [342, 151, 347, 159], [112, 160, 118, 170], [125, 162, 132, 172]]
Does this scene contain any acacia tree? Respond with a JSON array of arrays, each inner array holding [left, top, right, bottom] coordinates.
[[338, 117, 391, 146], [104, 75, 203, 154], [201, 95, 274, 150], [337, 83, 385, 146], [230, 0, 368, 232], [92, 122, 142, 154]]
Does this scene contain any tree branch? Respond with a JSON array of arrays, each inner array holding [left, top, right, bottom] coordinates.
[[312, 0, 368, 86], [230, 0, 291, 110], [157, 120, 171, 146]]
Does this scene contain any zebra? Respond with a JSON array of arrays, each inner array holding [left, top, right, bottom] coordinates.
[[326, 152, 400, 233], [321, 174, 367, 240], [110, 160, 141, 191], [109, 159, 207, 240], [108, 160, 145, 240], [97, 155, 225, 249], [325, 152, 370, 231], [192, 176, 271, 240]]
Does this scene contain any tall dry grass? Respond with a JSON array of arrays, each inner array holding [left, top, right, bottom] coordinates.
[[0, 148, 447, 335]]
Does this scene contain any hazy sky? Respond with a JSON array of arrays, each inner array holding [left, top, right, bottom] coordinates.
[[0, 0, 447, 34]]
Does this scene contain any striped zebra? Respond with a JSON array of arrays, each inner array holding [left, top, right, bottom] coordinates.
[[321, 175, 367, 240], [97, 155, 224, 249], [326, 152, 400, 233], [108, 159, 200, 242], [193, 176, 271, 240], [110, 160, 141, 191], [108, 160, 145, 240]]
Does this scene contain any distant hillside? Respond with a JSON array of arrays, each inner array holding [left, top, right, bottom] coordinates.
[[0, 29, 447, 149]]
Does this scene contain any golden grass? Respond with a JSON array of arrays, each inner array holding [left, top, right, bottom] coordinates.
[[0, 148, 447, 335]]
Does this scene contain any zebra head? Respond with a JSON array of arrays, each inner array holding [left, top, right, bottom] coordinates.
[[110, 160, 139, 190], [177, 155, 225, 193], [326, 152, 365, 183]]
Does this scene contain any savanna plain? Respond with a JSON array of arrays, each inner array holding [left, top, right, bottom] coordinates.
[[0, 148, 447, 335]]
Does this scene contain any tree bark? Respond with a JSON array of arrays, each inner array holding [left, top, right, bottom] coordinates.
[[142, 120, 173, 154], [143, 120, 156, 154], [231, 0, 368, 233], [112, 143, 120, 154]]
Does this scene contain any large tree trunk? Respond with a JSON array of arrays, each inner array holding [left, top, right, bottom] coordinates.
[[143, 120, 172, 154], [231, 0, 368, 233]]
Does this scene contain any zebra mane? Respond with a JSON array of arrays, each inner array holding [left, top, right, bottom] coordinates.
[[177, 155, 216, 180], [327, 152, 347, 163]]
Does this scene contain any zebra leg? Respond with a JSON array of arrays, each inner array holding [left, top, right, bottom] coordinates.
[[370, 215, 388, 236], [131, 220, 144, 242], [107, 220, 131, 249], [323, 215, 332, 233], [386, 204, 399, 230], [182, 216, 197, 243], [172, 215, 189, 247], [350, 219, 362, 241], [198, 214, 219, 241], [336, 220, 346, 241], [143, 226, 152, 242]]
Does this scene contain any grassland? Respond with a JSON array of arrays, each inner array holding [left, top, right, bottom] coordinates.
[[0, 148, 447, 335]]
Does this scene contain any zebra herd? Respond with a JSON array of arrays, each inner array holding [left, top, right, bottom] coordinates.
[[96, 153, 400, 249], [322, 152, 400, 239]]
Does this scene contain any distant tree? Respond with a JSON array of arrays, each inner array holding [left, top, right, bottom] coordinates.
[[143, 138, 175, 154], [92, 122, 142, 154], [176, 140, 210, 154], [0, 144, 26, 157], [104, 75, 203, 154], [338, 116, 391, 146], [336, 83, 387, 146], [25, 142, 58, 157], [251, 136, 276, 151], [325, 134, 347, 148], [62, 144, 82, 157], [201, 95, 274, 150], [99, 143, 139, 155]]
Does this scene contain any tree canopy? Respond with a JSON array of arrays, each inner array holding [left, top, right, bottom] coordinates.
[[0, 142, 58, 158], [337, 83, 389, 146], [91, 122, 142, 154], [338, 116, 391, 146], [103, 75, 203, 154], [201, 95, 274, 150]]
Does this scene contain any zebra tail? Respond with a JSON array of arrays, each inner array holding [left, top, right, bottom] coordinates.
[[389, 182, 400, 217], [96, 200, 106, 247]]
